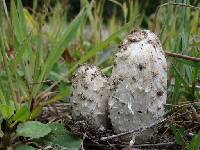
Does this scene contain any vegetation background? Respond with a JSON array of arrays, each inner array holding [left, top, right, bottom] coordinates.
[[0, 0, 199, 149]]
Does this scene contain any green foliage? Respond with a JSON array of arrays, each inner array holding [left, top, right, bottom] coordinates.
[[15, 122, 82, 150], [16, 121, 51, 139], [38, 122, 82, 150], [0, 0, 87, 148], [10, 105, 30, 122], [16, 145, 35, 150], [0, 104, 15, 119], [0, 0, 199, 149], [171, 125, 187, 145], [188, 131, 200, 150], [155, 1, 200, 104]]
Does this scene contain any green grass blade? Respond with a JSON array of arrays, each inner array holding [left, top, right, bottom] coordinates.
[[32, 9, 86, 97], [0, 88, 6, 104], [0, 31, 17, 109], [40, 20, 134, 95], [68, 21, 133, 75]]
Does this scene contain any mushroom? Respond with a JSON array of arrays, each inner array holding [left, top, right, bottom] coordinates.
[[70, 64, 109, 129], [108, 30, 167, 140]]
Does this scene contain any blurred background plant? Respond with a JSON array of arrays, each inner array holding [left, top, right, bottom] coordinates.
[[0, 0, 199, 149]]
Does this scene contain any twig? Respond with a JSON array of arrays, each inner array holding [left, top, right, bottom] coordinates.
[[84, 143, 121, 149], [164, 101, 200, 107], [101, 118, 166, 140], [131, 142, 175, 148], [165, 51, 200, 62], [190, 104, 200, 123]]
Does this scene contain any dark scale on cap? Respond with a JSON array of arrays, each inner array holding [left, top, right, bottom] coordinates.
[[113, 62, 117, 67], [88, 98, 93, 102], [72, 82, 78, 89], [118, 43, 123, 49], [118, 42, 129, 52], [132, 76, 136, 81], [147, 35, 161, 48], [150, 82, 153, 89], [91, 76, 94, 81], [112, 77, 124, 87], [118, 77, 123, 82], [138, 64, 145, 71], [85, 67, 89, 72], [127, 30, 147, 42], [151, 71, 158, 78], [157, 91, 164, 97], [78, 93, 87, 101], [157, 107, 161, 111], [91, 71, 98, 78], [82, 83, 89, 90]]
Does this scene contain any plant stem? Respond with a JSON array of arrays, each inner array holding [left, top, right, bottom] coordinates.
[[165, 51, 200, 62], [0, 0, 18, 109]]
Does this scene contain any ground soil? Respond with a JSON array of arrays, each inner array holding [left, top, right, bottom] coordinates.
[[36, 101, 200, 150]]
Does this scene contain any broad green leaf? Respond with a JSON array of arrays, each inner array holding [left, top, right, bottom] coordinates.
[[0, 104, 15, 119], [6, 147, 13, 150], [16, 121, 51, 139], [10, 105, 30, 122], [16, 145, 35, 150], [171, 125, 187, 145], [188, 131, 200, 150], [39, 122, 82, 150]]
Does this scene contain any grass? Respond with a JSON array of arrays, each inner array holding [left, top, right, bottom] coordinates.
[[0, 0, 199, 149], [155, 2, 200, 104]]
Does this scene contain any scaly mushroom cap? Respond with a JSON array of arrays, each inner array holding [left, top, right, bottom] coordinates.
[[109, 30, 167, 134], [71, 64, 109, 129]]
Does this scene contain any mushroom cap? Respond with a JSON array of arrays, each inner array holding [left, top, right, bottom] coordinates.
[[71, 64, 110, 129], [109, 30, 167, 134]]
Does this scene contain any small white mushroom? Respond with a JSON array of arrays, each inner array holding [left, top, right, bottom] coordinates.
[[70, 64, 109, 129], [109, 30, 167, 137]]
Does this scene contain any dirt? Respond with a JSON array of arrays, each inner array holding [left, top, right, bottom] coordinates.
[[37, 101, 200, 150]]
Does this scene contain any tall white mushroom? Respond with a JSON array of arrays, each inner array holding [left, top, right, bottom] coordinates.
[[109, 30, 167, 136], [70, 64, 109, 129]]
